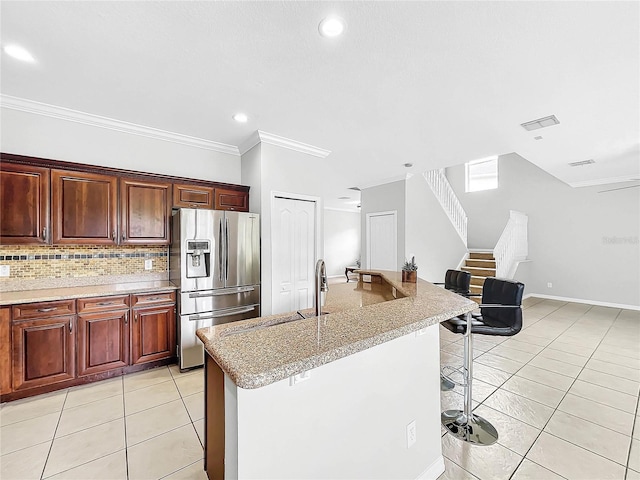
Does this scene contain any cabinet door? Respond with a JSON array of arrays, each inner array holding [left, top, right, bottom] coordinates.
[[12, 315, 76, 391], [0, 307, 10, 395], [52, 169, 118, 244], [214, 188, 249, 212], [77, 310, 129, 376], [173, 183, 214, 209], [131, 305, 176, 365], [120, 178, 171, 245], [0, 163, 50, 244]]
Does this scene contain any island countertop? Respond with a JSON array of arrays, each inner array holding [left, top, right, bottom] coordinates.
[[196, 270, 476, 389]]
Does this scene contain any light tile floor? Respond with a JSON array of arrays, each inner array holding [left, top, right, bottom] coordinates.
[[1, 365, 206, 480], [438, 297, 640, 480], [0, 297, 638, 479]]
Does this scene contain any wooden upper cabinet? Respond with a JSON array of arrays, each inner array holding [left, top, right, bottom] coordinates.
[[215, 187, 249, 212], [52, 169, 118, 244], [120, 178, 171, 245], [173, 183, 214, 209], [0, 163, 50, 244]]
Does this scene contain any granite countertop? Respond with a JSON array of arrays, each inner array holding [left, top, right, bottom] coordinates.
[[0, 280, 177, 306], [197, 269, 477, 390]]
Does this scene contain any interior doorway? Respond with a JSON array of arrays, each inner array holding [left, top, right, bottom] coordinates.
[[271, 195, 318, 315], [366, 211, 397, 270]]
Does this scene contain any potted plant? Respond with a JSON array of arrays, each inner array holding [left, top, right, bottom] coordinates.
[[402, 256, 418, 283]]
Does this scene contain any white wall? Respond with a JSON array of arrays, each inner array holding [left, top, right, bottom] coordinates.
[[360, 180, 406, 270], [323, 209, 361, 277], [405, 175, 467, 283], [1, 108, 241, 183], [227, 324, 444, 479], [446, 153, 640, 307], [242, 143, 330, 315]]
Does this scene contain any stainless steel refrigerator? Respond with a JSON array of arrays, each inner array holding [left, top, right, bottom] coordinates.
[[170, 208, 260, 370]]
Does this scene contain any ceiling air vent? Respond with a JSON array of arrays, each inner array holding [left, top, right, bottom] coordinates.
[[521, 115, 560, 131], [568, 159, 596, 167]]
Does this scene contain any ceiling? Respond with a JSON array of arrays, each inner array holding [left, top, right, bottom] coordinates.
[[1, 1, 638, 210]]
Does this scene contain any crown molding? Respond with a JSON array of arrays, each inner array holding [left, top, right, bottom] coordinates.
[[567, 174, 640, 188], [324, 206, 361, 213], [243, 130, 331, 158], [0, 94, 241, 156]]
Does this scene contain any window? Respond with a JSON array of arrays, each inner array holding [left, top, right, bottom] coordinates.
[[465, 156, 498, 192]]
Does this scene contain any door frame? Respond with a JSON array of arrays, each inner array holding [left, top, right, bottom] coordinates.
[[269, 191, 322, 314], [365, 210, 397, 270]]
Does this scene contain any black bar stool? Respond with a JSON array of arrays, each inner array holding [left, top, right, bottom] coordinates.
[[440, 277, 524, 446]]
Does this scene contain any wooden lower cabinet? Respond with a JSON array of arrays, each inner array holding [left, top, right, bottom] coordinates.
[[77, 310, 129, 376], [4, 291, 177, 401], [12, 315, 76, 391], [0, 307, 11, 395], [131, 304, 176, 365]]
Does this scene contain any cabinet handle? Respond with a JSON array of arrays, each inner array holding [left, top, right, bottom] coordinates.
[[124, 312, 129, 324], [42, 227, 47, 242], [37, 307, 57, 313], [134, 313, 138, 322], [145, 296, 162, 301], [122, 232, 126, 241], [96, 301, 116, 306], [69, 320, 73, 333], [112, 230, 116, 240]]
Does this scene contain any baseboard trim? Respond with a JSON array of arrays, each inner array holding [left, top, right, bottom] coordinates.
[[524, 293, 640, 311], [416, 455, 445, 480]]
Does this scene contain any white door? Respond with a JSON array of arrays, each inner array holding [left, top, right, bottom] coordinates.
[[272, 197, 316, 315], [366, 211, 397, 270]]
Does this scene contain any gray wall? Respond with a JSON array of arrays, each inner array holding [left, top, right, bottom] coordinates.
[[323, 209, 361, 277], [447, 153, 640, 307], [360, 180, 406, 270], [405, 175, 467, 283]]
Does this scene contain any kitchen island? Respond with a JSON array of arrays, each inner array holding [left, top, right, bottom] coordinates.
[[197, 270, 476, 480]]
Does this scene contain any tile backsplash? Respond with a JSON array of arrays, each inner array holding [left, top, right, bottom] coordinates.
[[0, 245, 168, 286]]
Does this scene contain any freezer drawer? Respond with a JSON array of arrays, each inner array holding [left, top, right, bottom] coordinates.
[[180, 285, 260, 315], [179, 303, 261, 369]]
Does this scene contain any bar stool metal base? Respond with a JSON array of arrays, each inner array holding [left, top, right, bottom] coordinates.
[[440, 374, 455, 391], [441, 410, 498, 446]]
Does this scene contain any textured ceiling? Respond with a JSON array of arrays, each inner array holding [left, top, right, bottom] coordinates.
[[1, 1, 638, 209]]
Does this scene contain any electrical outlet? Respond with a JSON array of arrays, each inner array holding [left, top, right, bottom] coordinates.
[[144, 259, 153, 270], [0, 265, 10, 277], [547, 282, 553, 288], [406, 420, 416, 448]]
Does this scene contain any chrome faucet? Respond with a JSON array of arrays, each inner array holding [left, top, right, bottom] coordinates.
[[315, 259, 329, 316]]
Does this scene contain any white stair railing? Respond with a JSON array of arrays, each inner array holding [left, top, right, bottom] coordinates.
[[494, 210, 528, 278], [424, 169, 467, 246]]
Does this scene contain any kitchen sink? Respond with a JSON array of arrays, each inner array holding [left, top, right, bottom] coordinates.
[[220, 310, 331, 337]]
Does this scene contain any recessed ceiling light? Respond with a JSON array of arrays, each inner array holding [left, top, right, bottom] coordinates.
[[404, 163, 413, 168], [534, 136, 543, 140], [232, 113, 248, 123], [338, 196, 350, 200], [318, 16, 346, 38], [3, 44, 35, 63]]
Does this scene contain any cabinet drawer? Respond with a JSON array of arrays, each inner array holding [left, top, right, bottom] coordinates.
[[12, 300, 76, 321], [77, 295, 130, 313], [131, 291, 176, 307]]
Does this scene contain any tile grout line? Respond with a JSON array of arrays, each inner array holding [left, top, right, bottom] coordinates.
[[625, 394, 640, 480], [121, 375, 130, 480], [39, 388, 69, 480]]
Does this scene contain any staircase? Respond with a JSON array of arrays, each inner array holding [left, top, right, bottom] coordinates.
[[462, 251, 496, 301]]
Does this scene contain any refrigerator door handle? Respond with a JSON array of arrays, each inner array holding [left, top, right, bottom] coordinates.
[[188, 286, 255, 298], [189, 306, 255, 321], [225, 217, 230, 281], [218, 219, 224, 282]]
